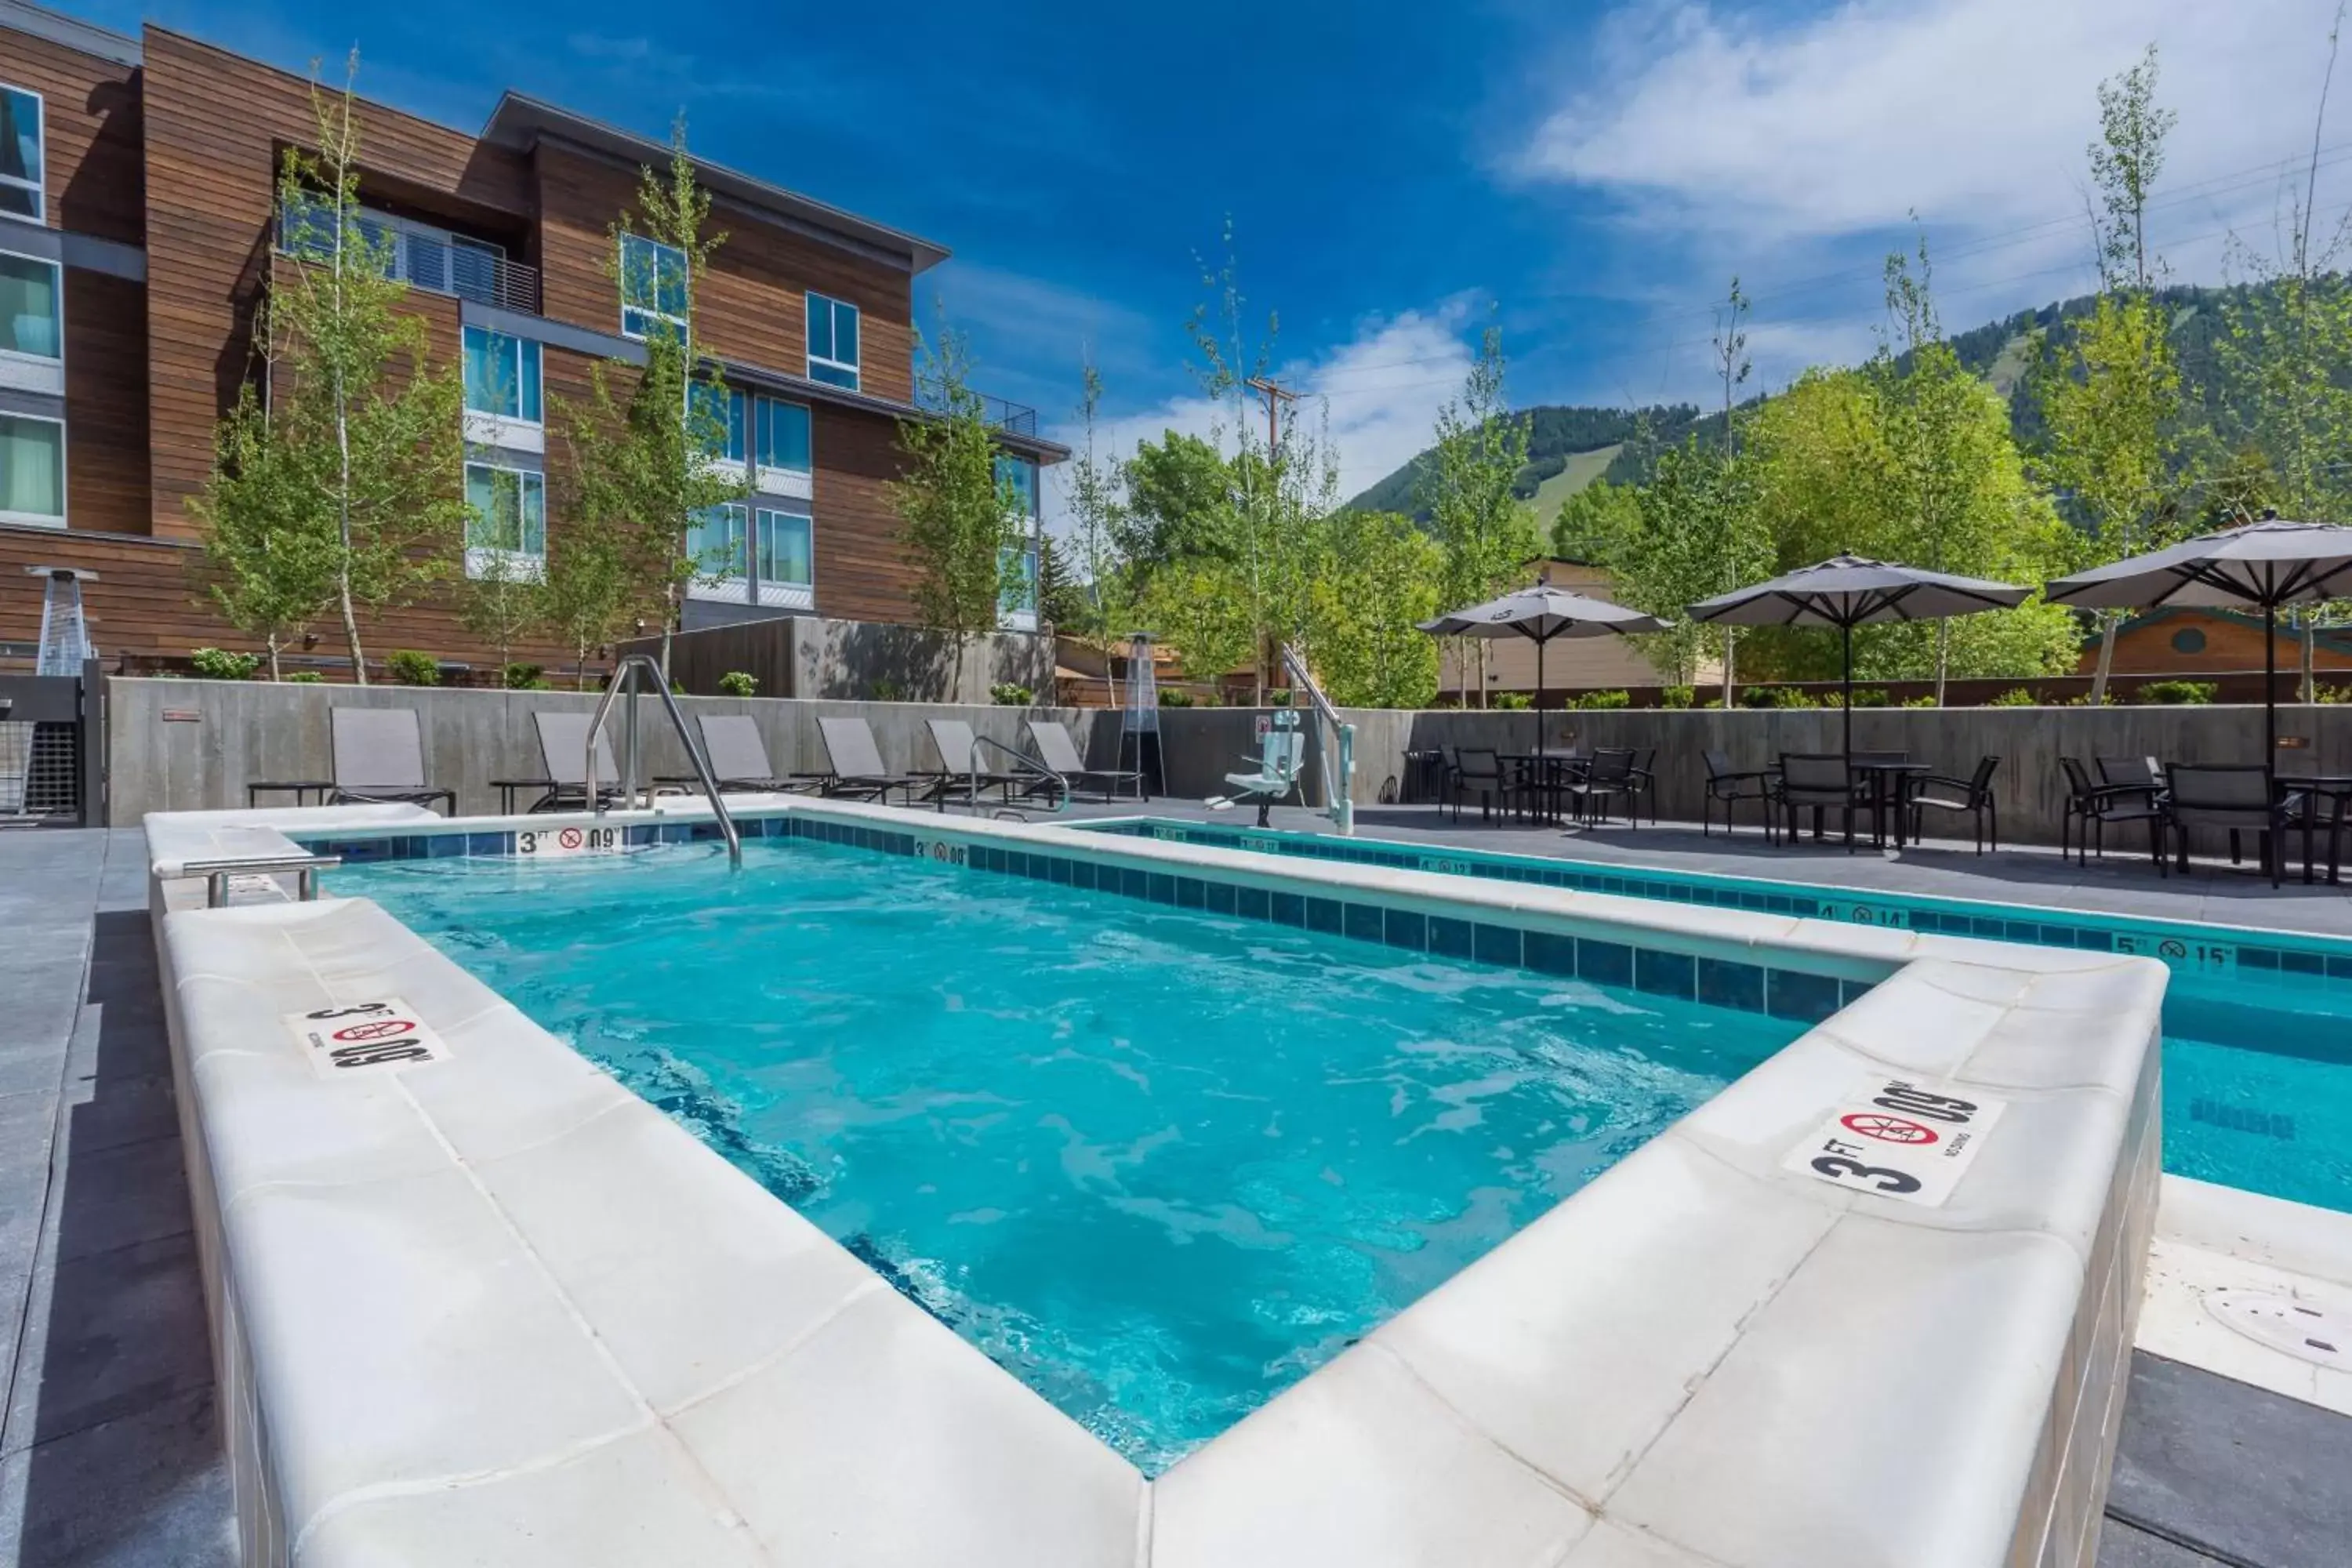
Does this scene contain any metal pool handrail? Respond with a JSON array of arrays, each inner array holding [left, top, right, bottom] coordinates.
[[1280, 641, 1355, 836], [183, 854, 343, 908], [586, 655, 742, 868], [968, 732, 1068, 815]]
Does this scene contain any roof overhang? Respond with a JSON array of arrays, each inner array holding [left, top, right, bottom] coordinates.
[[480, 93, 949, 276]]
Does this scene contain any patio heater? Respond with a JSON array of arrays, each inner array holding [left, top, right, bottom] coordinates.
[[1120, 631, 1164, 796], [31, 566, 96, 675]]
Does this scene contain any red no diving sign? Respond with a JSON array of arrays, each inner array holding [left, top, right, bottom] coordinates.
[[1784, 1079, 2007, 1207], [282, 999, 452, 1079]]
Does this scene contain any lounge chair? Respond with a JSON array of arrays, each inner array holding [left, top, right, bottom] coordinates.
[[328, 708, 456, 814], [491, 712, 628, 814], [922, 718, 1022, 810], [813, 717, 927, 805], [1214, 716, 1305, 827], [1027, 719, 1145, 803], [662, 714, 818, 795]]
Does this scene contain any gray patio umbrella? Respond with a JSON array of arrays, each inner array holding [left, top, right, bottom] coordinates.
[[1685, 555, 2031, 760], [1418, 586, 1668, 763], [2045, 518, 2352, 757]]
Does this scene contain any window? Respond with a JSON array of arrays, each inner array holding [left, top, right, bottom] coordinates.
[[998, 544, 1038, 620], [753, 395, 810, 474], [806, 292, 859, 388], [620, 233, 687, 340], [755, 508, 812, 588], [1, 86, 42, 221], [691, 383, 746, 463], [463, 327, 540, 423], [2170, 626, 2208, 656], [995, 455, 1038, 523], [0, 251, 61, 361], [689, 503, 750, 580], [1, 412, 66, 524], [464, 463, 545, 558]]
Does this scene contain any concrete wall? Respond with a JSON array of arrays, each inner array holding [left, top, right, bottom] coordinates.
[[617, 615, 1055, 703], [105, 678, 1123, 822], [1153, 702, 2352, 846]]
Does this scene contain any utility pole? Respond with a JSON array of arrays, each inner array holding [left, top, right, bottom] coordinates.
[[1241, 376, 1300, 705]]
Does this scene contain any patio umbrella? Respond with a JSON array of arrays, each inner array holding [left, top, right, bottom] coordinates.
[[2045, 517, 2352, 758], [1684, 555, 2031, 760], [1418, 586, 1668, 764]]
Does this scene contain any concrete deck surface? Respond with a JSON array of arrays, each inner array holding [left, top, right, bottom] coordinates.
[[0, 819, 2344, 1566]]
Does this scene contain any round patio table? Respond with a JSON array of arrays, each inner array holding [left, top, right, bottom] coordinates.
[[2278, 772, 2352, 885], [1850, 759, 1931, 849]]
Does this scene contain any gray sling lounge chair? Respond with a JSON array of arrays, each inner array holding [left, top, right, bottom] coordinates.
[[328, 708, 456, 813], [492, 712, 628, 814], [814, 717, 927, 805], [662, 714, 818, 795], [1026, 719, 1145, 803]]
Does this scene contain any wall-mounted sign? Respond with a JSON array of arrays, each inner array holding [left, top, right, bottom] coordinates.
[[2277, 735, 2310, 750], [161, 708, 201, 723]]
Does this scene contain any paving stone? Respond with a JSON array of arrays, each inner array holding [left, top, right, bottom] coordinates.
[[3, 1230, 214, 1458], [0, 1388, 234, 1568], [2095, 1518, 2229, 1567]]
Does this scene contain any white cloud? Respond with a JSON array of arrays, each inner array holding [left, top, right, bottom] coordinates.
[[1044, 302, 1479, 532]]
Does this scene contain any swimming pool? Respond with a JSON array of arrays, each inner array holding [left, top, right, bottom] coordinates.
[[331, 835, 1800, 1473], [1086, 818, 2352, 1214]]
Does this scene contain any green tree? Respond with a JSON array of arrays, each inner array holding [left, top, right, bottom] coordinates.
[[209, 55, 468, 684], [1306, 510, 1442, 707], [558, 118, 741, 680], [1140, 558, 1256, 699], [1551, 477, 1642, 568], [1119, 430, 1236, 572], [890, 327, 1025, 649], [1420, 325, 1537, 705], [458, 545, 547, 682], [1058, 363, 1141, 700]]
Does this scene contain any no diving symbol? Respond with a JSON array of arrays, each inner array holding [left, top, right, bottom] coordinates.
[[2158, 938, 2188, 960], [558, 827, 583, 850], [330, 1018, 418, 1044], [1839, 1112, 1940, 1146]]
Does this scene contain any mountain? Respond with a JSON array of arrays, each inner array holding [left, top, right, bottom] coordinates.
[[1345, 280, 2274, 522]]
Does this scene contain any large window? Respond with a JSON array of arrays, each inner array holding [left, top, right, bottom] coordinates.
[[0, 251, 61, 362], [753, 395, 810, 474], [805, 292, 859, 389], [462, 326, 540, 423], [755, 508, 813, 589], [0, 412, 66, 524], [464, 463, 546, 561], [620, 233, 687, 341], [995, 454, 1038, 522], [691, 383, 746, 463], [1, 86, 41, 221], [689, 503, 750, 581]]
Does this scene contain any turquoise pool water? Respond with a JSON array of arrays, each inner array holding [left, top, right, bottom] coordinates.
[[331, 839, 1796, 1472], [1089, 819, 2352, 1214]]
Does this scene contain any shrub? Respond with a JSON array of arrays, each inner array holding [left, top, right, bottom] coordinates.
[[871, 677, 905, 702], [189, 647, 260, 681], [1740, 685, 1817, 709], [2313, 682, 2352, 705], [284, 670, 325, 684], [1661, 685, 1695, 710], [1570, 689, 1630, 710], [385, 650, 440, 687], [1492, 691, 1533, 710], [1268, 688, 1294, 706], [1158, 689, 1194, 707], [717, 670, 759, 698], [989, 681, 1033, 706], [1985, 687, 2038, 707], [2139, 679, 2216, 706], [499, 662, 548, 691], [1901, 694, 1937, 708]]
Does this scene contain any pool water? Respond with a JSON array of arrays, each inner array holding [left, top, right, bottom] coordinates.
[[1087, 820, 2352, 1214], [333, 840, 1796, 1474]]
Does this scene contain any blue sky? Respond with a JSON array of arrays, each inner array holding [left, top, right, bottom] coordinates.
[[61, 0, 2352, 499]]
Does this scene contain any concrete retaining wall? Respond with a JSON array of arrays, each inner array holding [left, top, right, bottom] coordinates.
[[1156, 703, 2352, 848], [616, 616, 1054, 703], [105, 678, 1123, 823]]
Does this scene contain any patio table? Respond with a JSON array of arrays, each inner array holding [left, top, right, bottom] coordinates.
[[1499, 753, 1588, 824], [2278, 772, 2352, 886], [1851, 759, 1931, 849]]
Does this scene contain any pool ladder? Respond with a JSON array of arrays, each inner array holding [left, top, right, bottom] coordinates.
[[586, 654, 742, 868]]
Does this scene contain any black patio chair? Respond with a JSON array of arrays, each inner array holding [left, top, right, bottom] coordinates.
[[1908, 755, 2001, 855], [1562, 747, 1638, 827], [1701, 750, 1774, 840], [2165, 764, 2303, 887], [1448, 748, 1511, 822], [1624, 747, 1660, 825], [1773, 753, 1872, 851], [2058, 757, 2167, 872]]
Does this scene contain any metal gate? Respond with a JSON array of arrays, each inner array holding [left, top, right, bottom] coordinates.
[[0, 660, 103, 828]]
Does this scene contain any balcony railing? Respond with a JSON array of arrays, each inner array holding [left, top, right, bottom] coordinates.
[[915, 383, 1039, 437], [278, 201, 542, 315]]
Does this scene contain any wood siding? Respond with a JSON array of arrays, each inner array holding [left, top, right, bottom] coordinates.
[[809, 403, 919, 623], [2, 27, 144, 245], [62, 268, 151, 534], [531, 141, 915, 402]]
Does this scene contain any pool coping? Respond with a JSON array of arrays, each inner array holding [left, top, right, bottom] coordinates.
[[149, 796, 2167, 1567]]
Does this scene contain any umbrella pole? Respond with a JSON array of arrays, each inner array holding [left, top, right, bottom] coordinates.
[[1535, 637, 1545, 766], [2265, 600, 2278, 763], [1842, 621, 1854, 764]]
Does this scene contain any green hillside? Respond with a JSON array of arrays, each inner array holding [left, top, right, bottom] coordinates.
[[1348, 405, 1696, 521]]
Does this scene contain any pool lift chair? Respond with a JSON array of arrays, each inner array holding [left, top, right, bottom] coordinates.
[[1210, 710, 1307, 828]]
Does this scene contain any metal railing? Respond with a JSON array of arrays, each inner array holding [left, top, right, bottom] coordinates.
[[915, 385, 1039, 437], [1280, 642, 1356, 837], [184, 854, 343, 908], [278, 201, 543, 314], [586, 655, 742, 867], [967, 734, 1067, 816]]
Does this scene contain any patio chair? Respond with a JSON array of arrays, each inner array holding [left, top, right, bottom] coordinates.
[[490, 711, 627, 815], [813, 717, 928, 805], [1701, 749, 1774, 840], [664, 714, 819, 795], [923, 718, 1026, 811], [327, 708, 456, 814], [1562, 748, 1639, 828], [1217, 717, 1306, 828], [1447, 748, 1511, 822], [1028, 719, 1145, 804], [1624, 747, 1660, 826], [2165, 764, 2303, 887], [2057, 757, 2166, 871], [1773, 753, 1872, 850], [1908, 755, 2001, 855]]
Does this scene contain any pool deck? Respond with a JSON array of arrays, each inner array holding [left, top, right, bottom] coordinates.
[[0, 818, 2344, 1566]]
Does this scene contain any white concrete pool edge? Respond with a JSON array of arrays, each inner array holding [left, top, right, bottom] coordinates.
[[150, 798, 2167, 1568]]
